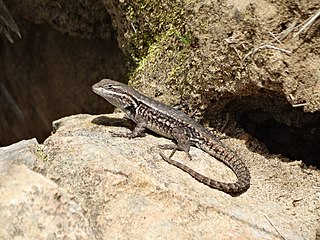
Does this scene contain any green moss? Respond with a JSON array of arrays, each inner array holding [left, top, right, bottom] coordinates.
[[35, 144, 48, 162], [124, 0, 186, 68], [130, 26, 192, 87]]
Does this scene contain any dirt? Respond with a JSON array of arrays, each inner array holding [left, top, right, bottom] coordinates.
[[130, 0, 320, 112]]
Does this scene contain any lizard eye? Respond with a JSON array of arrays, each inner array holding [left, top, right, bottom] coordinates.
[[105, 84, 113, 89]]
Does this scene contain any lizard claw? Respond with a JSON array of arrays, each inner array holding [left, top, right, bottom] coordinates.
[[110, 131, 131, 138]]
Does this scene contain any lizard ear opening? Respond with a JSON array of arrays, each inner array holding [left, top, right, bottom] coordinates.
[[124, 104, 135, 112]]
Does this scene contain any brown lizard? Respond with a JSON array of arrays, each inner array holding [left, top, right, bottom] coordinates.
[[92, 79, 251, 196]]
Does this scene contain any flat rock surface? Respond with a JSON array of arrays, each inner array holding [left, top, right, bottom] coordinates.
[[0, 113, 319, 239]]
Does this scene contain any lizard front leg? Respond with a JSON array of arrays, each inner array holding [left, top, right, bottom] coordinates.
[[112, 121, 147, 138]]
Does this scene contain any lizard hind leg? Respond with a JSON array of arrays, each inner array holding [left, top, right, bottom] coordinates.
[[158, 127, 192, 160]]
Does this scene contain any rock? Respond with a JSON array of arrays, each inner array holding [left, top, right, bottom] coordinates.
[[0, 138, 38, 175], [0, 114, 319, 239], [39, 113, 319, 240], [0, 139, 95, 239]]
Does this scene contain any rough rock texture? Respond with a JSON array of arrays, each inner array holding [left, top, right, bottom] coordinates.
[[1, 114, 318, 239], [0, 139, 95, 239], [105, 0, 320, 113]]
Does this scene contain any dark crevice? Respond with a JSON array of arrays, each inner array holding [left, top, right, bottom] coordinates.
[[239, 110, 320, 166], [0, 19, 127, 146], [224, 93, 320, 168]]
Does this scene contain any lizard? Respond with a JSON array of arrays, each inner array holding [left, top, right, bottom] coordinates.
[[92, 79, 251, 196]]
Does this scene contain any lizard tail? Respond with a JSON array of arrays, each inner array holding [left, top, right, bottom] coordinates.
[[160, 142, 250, 196]]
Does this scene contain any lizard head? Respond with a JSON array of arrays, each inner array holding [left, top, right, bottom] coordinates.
[[92, 79, 138, 115]]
